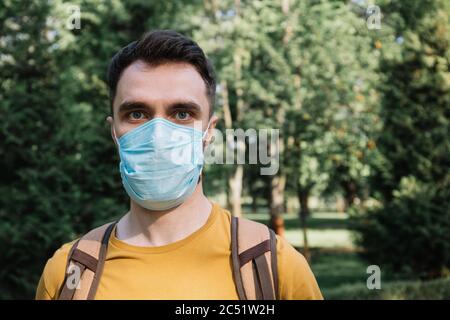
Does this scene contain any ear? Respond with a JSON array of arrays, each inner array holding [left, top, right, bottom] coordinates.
[[106, 116, 118, 148], [204, 114, 218, 147]]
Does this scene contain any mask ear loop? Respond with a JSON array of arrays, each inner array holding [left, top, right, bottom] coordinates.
[[112, 126, 121, 152], [199, 118, 213, 178], [202, 119, 213, 142]]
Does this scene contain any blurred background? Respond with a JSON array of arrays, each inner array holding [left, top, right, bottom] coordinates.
[[0, 0, 449, 299]]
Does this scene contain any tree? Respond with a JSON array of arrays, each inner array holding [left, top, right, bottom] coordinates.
[[355, 0, 450, 279], [0, 0, 201, 298], [0, 0, 87, 298]]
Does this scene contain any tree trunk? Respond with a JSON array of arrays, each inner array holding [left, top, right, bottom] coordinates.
[[298, 188, 311, 262], [221, 79, 244, 217], [269, 174, 286, 236], [224, 169, 232, 211], [250, 185, 258, 213], [222, 37, 247, 218], [229, 164, 243, 217], [220, 80, 233, 129], [336, 197, 346, 213], [342, 180, 357, 211], [221, 80, 232, 211]]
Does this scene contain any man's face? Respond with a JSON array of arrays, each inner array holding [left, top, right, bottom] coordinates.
[[109, 60, 216, 139]]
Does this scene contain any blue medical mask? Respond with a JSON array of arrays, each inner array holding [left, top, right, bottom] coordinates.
[[114, 118, 210, 211]]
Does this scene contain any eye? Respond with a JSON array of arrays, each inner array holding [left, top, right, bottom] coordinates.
[[129, 111, 145, 121], [175, 111, 191, 121]]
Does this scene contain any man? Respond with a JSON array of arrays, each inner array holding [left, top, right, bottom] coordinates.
[[36, 30, 323, 300]]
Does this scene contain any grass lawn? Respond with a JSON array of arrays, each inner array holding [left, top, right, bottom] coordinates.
[[244, 208, 450, 299], [244, 209, 365, 298], [310, 252, 368, 299], [244, 211, 355, 248]]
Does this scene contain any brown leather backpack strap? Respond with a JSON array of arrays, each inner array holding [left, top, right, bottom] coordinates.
[[269, 229, 279, 300], [231, 216, 247, 300], [58, 221, 116, 300], [57, 239, 81, 300], [231, 216, 278, 300]]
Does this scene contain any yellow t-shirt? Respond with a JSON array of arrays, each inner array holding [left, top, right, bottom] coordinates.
[[35, 203, 323, 300]]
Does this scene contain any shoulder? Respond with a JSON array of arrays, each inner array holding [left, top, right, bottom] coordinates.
[[221, 210, 322, 299], [35, 240, 77, 300], [275, 235, 323, 300], [212, 202, 232, 221]]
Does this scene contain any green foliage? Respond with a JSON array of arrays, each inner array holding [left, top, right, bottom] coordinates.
[[0, 0, 131, 298], [0, 0, 211, 299], [352, 178, 450, 279], [355, 0, 450, 280], [0, 1, 76, 298], [326, 277, 450, 300], [370, 0, 450, 199]]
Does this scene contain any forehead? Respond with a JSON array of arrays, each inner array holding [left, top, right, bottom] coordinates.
[[113, 60, 209, 110]]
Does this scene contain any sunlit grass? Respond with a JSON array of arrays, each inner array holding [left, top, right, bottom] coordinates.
[[284, 229, 355, 248], [244, 210, 355, 248]]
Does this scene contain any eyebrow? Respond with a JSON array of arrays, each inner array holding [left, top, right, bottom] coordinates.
[[117, 100, 202, 115], [117, 101, 148, 114]]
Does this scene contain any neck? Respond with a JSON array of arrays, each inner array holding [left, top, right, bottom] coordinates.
[[115, 183, 212, 247]]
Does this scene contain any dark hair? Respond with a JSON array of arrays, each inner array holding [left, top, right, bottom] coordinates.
[[107, 30, 216, 116]]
